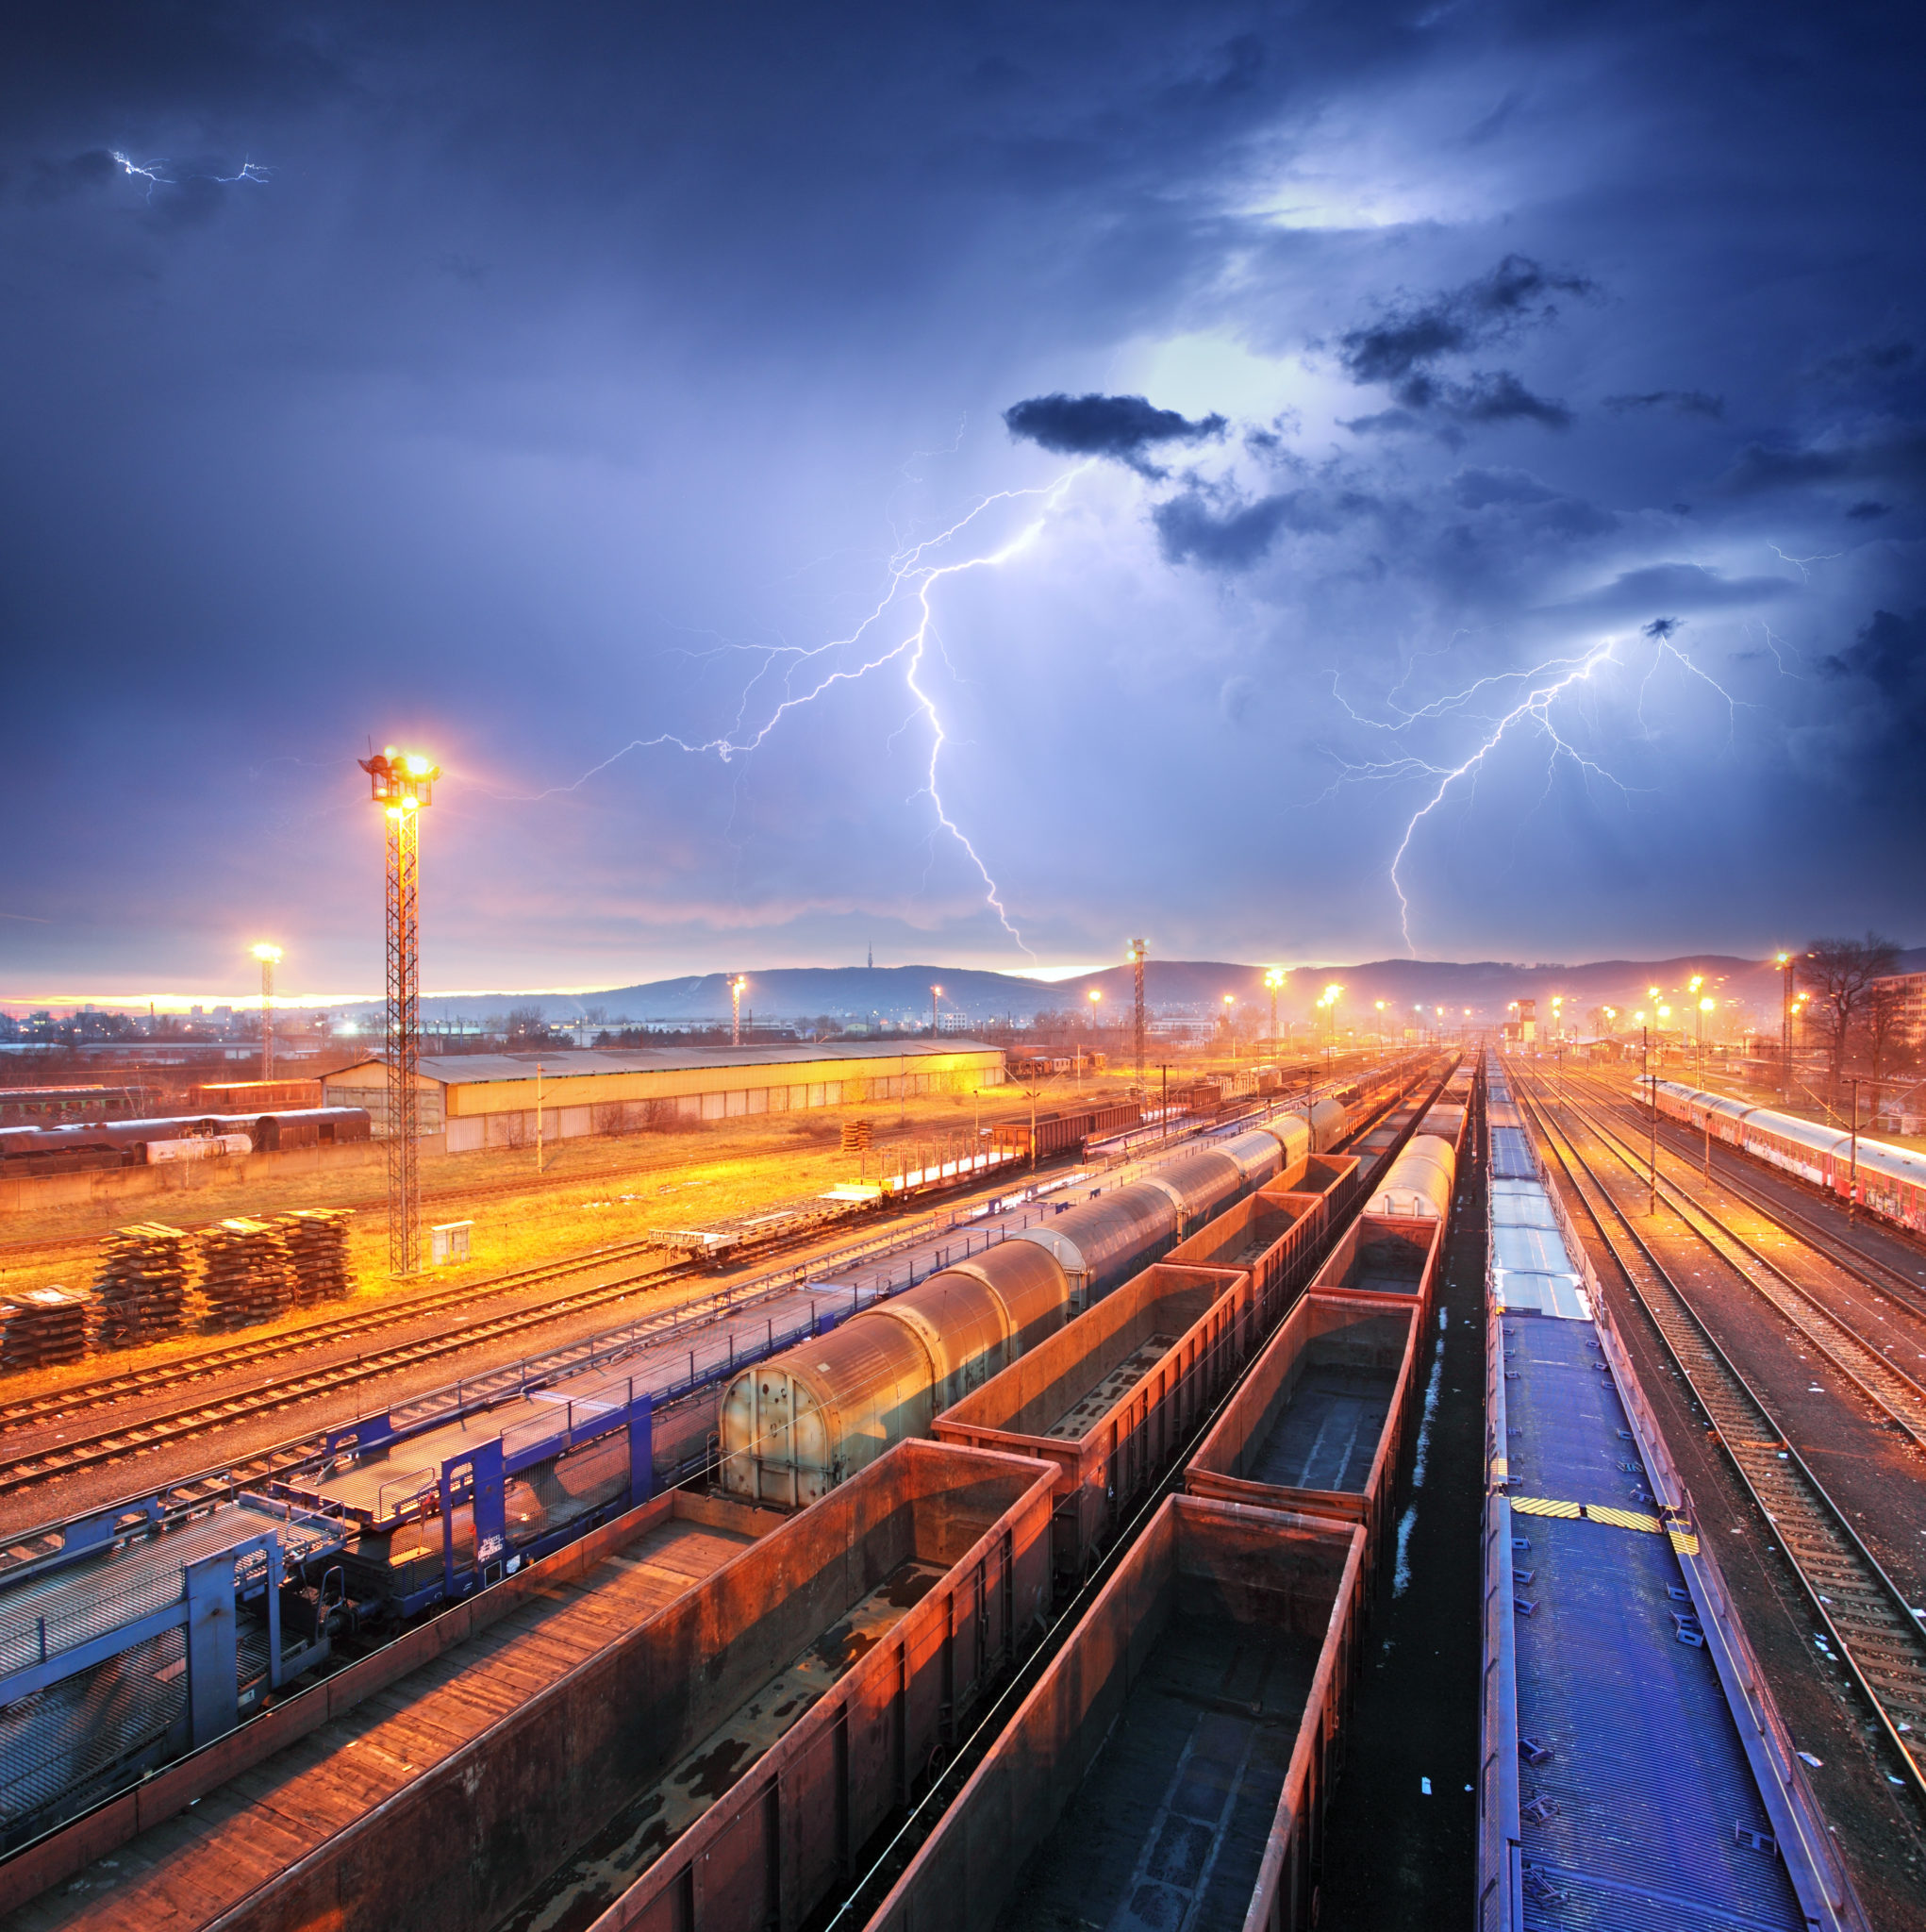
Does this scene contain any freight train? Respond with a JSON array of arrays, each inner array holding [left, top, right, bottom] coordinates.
[[718, 1058, 1441, 1508], [0, 1108, 372, 1177], [1636, 1075, 1926, 1233]]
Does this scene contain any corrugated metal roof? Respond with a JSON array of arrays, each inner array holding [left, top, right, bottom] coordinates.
[[327, 1039, 1002, 1087]]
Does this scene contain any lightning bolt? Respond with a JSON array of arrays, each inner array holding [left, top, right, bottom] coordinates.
[[522, 467, 1088, 954], [111, 152, 172, 194], [1771, 542, 1842, 580], [110, 152, 269, 195], [1328, 614, 1764, 954], [1373, 641, 1623, 952]]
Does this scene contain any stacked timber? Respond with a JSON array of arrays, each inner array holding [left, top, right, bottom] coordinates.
[[91, 1223, 193, 1348], [199, 1218, 293, 1329], [1, 1289, 91, 1370], [280, 1209, 354, 1307]]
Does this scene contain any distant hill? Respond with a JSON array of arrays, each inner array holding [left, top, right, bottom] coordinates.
[[327, 950, 1856, 1028]]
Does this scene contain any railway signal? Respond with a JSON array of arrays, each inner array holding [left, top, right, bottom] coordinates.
[[358, 747, 439, 1274]]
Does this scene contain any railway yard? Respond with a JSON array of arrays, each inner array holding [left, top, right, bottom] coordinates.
[[1507, 1063, 1926, 1923], [0, 1044, 1920, 1928]]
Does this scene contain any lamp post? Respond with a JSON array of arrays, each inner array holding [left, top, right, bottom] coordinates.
[[357, 746, 439, 1276], [1776, 950, 1794, 1101], [930, 984, 942, 1038], [731, 975, 748, 1049], [251, 942, 282, 1080], [1264, 968, 1285, 1053]]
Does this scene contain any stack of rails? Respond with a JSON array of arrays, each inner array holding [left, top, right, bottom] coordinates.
[[645, 1190, 872, 1262], [0, 1291, 89, 1371], [89, 1224, 192, 1349], [1477, 1061, 1859, 1932], [0, 1442, 1053, 1932], [278, 1209, 354, 1307], [197, 1218, 293, 1330]]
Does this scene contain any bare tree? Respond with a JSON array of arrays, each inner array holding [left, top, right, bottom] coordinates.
[[1800, 933, 1901, 1100], [1866, 981, 1915, 1088]]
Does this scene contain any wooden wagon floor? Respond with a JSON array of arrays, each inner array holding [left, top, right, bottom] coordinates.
[[8, 1514, 760, 1932], [494, 1557, 946, 1932], [1245, 1365, 1396, 1496], [1044, 1336, 1178, 1441], [997, 1615, 1318, 1932]]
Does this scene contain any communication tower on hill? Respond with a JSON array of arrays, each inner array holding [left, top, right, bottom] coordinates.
[[1128, 939, 1148, 1092], [358, 746, 439, 1274]]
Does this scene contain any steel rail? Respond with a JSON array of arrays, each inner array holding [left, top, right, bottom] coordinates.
[[1569, 1068, 1926, 1317], [0, 1058, 1439, 1508], [0, 1238, 676, 1434], [1514, 1073, 1926, 1795], [0, 1138, 1109, 1438], [1520, 1071, 1926, 1449]]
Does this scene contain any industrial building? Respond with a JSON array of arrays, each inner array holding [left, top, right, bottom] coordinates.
[[321, 1038, 1006, 1152]]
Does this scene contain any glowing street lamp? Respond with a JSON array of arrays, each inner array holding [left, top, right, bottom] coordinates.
[[251, 942, 282, 1079], [1264, 967, 1285, 1049], [930, 983, 943, 1037], [732, 975, 749, 1048]]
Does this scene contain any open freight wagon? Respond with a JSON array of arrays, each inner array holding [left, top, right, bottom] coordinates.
[[169, 1440, 1054, 1932], [865, 1495, 1366, 1932], [932, 1261, 1253, 1587]]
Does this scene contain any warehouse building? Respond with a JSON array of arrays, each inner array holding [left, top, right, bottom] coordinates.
[[322, 1038, 1006, 1153]]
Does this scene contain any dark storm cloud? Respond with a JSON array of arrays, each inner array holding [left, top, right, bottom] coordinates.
[[1337, 256, 1594, 385], [1546, 563, 1794, 620], [1003, 392, 1226, 477], [1819, 608, 1926, 805], [4, 0, 1926, 984], [1152, 480, 1384, 571], [1716, 425, 1926, 494], [1332, 254, 1589, 431], [1602, 390, 1725, 420]]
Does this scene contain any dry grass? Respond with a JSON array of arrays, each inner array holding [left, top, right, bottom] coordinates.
[[0, 1078, 1148, 1311]]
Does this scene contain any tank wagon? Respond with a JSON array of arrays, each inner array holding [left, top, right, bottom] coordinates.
[[717, 1073, 1429, 1510], [0, 1107, 371, 1176], [717, 1118, 1328, 1509], [1637, 1075, 1926, 1233], [1363, 1131, 1456, 1220]]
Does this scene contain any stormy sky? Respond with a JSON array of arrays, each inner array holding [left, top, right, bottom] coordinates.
[[3, 2, 1922, 1000]]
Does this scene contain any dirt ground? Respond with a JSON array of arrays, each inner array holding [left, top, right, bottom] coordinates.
[[0, 1074, 1152, 1338]]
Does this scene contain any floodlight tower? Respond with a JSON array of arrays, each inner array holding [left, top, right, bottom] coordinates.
[[1128, 940, 1147, 1091], [251, 943, 282, 1079], [1264, 968, 1285, 1051], [731, 975, 747, 1048], [358, 747, 439, 1275]]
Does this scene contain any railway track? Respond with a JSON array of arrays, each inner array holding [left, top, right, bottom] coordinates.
[[1568, 1067, 1926, 1317], [0, 1254, 692, 1496], [0, 1238, 674, 1435], [1519, 1071, 1926, 1448], [1512, 1068, 1926, 1794], [0, 1063, 1429, 1510]]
